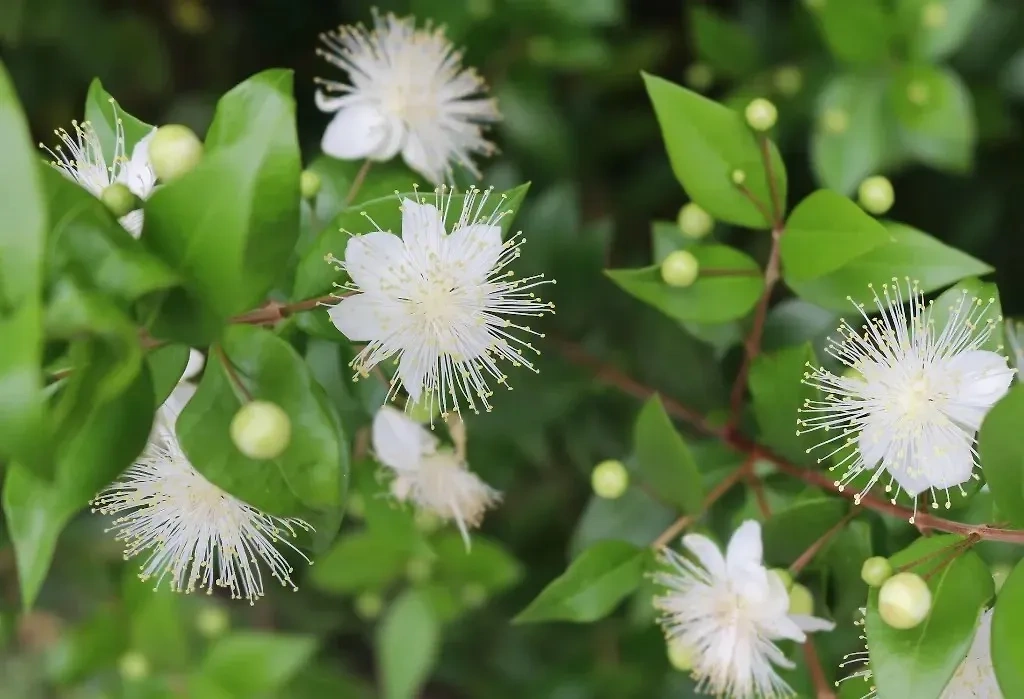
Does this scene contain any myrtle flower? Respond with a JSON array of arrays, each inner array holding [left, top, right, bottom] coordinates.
[[798, 279, 1014, 516], [315, 12, 499, 184], [654, 521, 835, 699], [41, 109, 157, 238], [326, 186, 554, 415], [837, 608, 1001, 698], [371, 405, 499, 547], [91, 385, 313, 604]]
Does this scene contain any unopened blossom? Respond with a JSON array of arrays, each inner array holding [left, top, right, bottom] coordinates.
[[91, 385, 312, 604], [315, 12, 499, 183], [655, 521, 835, 699], [371, 405, 499, 547], [41, 107, 157, 237], [327, 186, 554, 415], [798, 279, 1014, 517]]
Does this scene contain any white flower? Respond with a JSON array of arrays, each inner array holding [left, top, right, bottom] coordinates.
[[91, 385, 313, 604], [837, 608, 1002, 698], [327, 186, 554, 415], [654, 521, 835, 699], [371, 405, 499, 547], [41, 109, 157, 238], [315, 12, 499, 184], [798, 280, 1014, 515]]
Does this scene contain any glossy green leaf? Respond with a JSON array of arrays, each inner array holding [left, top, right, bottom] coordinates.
[[809, 0, 893, 64], [781, 189, 892, 283], [866, 535, 995, 699], [376, 590, 440, 699], [145, 69, 301, 341], [0, 60, 48, 464], [898, 0, 984, 61], [992, 560, 1024, 696], [749, 343, 819, 464], [633, 396, 704, 512], [890, 65, 975, 174], [83, 78, 154, 161], [309, 529, 413, 594], [642, 72, 786, 228], [762, 497, 847, 567], [978, 384, 1024, 528], [787, 223, 991, 311], [432, 533, 524, 593], [606, 244, 763, 324], [177, 325, 348, 520], [690, 7, 758, 78], [198, 632, 316, 696], [146, 344, 191, 406], [514, 540, 649, 623]]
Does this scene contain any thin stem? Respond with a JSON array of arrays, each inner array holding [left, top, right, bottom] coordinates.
[[759, 136, 784, 226], [735, 183, 774, 227], [343, 159, 373, 208], [789, 509, 859, 576], [803, 640, 837, 699], [748, 473, 772, 517], [215, 345, 252, 402], [651, 458, 752, 550]]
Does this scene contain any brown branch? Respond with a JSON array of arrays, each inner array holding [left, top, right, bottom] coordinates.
[[651, 459, 752, 550], [803, 640, 837, 699], [748, 473, 772, 518], [789, 509, 859, 576], [229, 293, 342, 325], [735, 183, 774, 227]]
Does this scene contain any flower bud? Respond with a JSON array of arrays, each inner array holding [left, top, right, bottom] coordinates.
[[230, 400, 292, 460], [907, 81, 930, 107], [745, 98, 778, 131], [406, 557, 432, 583], [921, 2, 948, 29], [685, 63, 714, 92], [730, 169, 747, 185], [878, 572, 932, 629], [861, 556, 894, 587], [415, 509, 442, 533], [355, 592, 383, 620], [822, 108, 849, 134], [660, 250, 700, 288], [770, 568, 793, 591], [667, 638, 695, 671], [773, 66, 803, 97], [149, 124, 204, 182], [462, 584, 487, 609], [788, 583, 815, 616], [196, 605, 229, 638], [118, 652, 149, 681], [300, 170, 322, 200], [858, 176, 895, 216], [677, 202, 713, 239], [591, 459, 629, 500], [100, 183, 139, 218]]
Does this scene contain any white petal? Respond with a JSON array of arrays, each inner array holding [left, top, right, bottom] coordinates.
[[681, 533, 726, 579], [790, 614, 836, 634], [369, 113, 406, 161], [858, 417, 891, 470], [182, 348, 205, 381], [726, 520, 764, 575], [371, 406, 435, 472], [344, 231, 410, 293], [119, 210, 145, 239], [123, 129, 157, 199], [401, 133, 444, 184], [321, 104, 391, 160], [155, 382, 196, 443], [445, 223, 502, 284], [327, 292, 404, 342], [762, 615, 807, 643], [399, 350, 427, 402], [943, 350, 1015, 431], [314, 89, 347, 113], [888, 427, 974, 496], [401, 199, 446, 259]]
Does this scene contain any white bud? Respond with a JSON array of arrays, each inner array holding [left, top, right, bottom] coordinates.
[[660, 250, 700, 288], [230, 400, 292, 460], [879, 572, 932, 629], [149, 124, 204, 182], [858, 176, 895, 216], [677, 202, 713, 239], [591, 459, 629, 499], [745, 98, 778, 131]]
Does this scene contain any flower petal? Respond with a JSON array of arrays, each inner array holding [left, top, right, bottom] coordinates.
[[398, 349, 428, 403], [371, 406, 435, 472], [369, 113, 405, 161], [327, 292, 404, 342], [858, 416, 891, 471], [681, 533, 727, 579], [314, 89, 347, 113], [445, 223, 502, 285], [321, 104, 391, 160], [401, 199, 446, 263], [943, 350, 1015, 431], [343, 231, 410, 293], [401, 132, 444, 184], [790, 614, 836, 634], [887, 425, 974, 496], [762, 614, 807, 643], [726, 520, 764, 575], [123, 129, 157, 199]]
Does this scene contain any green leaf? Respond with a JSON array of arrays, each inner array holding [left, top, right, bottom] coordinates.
[[809, 0, 893, 64], [781, 190, 892, 283], [690, 7, 759, 78], [145, 69, 301, 341], [177, 325, 348, 520], [302, 156, 418, 235], [866, 535, 995, 699], [898, 0, 984, 61], [309, 530, 413, 594], [633, 396, 704, 513], [146, 344, 191, 405], [762, 497, 847, 567], [0, 60, 48, 465], [199, 632, 316, 697], [83, 78, 153, 161], [811, 75, 892, 195], [4, 369, 154, 608], [642, 73, 786, 228], [123, 570, 189, 671], [514, 540, 649, 624], [570, 488, 675, 557], [992, 560, 1024, 696], [46, 607, 129, 684], [432, 533, 524, 593], [890, 65, 975, 174], [749, 343, 819, 464], [606, 244, 763, 324], [376, 589, 441, 699], [978, 384, 1024, 528], [787, 222, 992, 311], [292, 184, 530, 302]]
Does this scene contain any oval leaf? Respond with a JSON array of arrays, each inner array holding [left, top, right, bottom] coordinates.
[[992, 560, 1024, 696], [978, 384, 1024, 528], [376, 589, 441, 699]]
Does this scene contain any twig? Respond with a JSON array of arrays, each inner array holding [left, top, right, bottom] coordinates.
[[651, 457, 752, 550], [342, 159, 373, 208], [748, 473, 772, 518], [789, 509, 859, 576], [803, 640, 837, 699], [759, 136, 784, 225]]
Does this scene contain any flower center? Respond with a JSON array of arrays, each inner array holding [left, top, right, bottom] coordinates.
[[414, 280, 458, 325], [896, 375, 932, 418]]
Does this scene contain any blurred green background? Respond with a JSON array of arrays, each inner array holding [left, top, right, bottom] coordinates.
[[3, 0, 1024, 697]]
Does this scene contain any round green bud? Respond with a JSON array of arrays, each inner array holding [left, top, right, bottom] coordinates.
[[770, 568, 794, 591], [730, 168, 747, 185], [788, 583, 815, 616], [299, 170, 321, 200], [858, 176, 895, 216], [906, 81, 930, 107], [355, 592, 383, 620], [118, 652, 149, 681], [685, 63, 714, 92], [591, 459, 629, 500], [406, 557, 432, 583], [196, 605, 230, 638], [660, 250, 700, 288], [406, 394, 440, 424], [822, 108, 849, 134], [878, 572, 932, 629], [462, 584, 488, 609], [230, 400, 292, 460], [745, 98, 778, 131], [860, 556, 894, 587], [677, 202, 714, 239], [921, 2, 948, 29], [667, 638, 695, 671], [992, 563, 1013, 593], [100, 183, 139, 218], [773, 65, 803, 97], [149, 124, 204, 182]]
